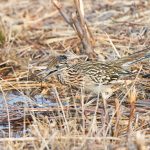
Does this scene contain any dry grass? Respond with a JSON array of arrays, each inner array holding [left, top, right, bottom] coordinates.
[[0, 0, 150, 149]]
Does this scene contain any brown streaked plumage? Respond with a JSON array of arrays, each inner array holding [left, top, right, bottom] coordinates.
[[45, 47, 150, 99], [47, 60, 132, 99]]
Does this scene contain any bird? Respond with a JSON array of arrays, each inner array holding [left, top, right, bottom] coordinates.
[[44, 47, 150, 99], [52, 61, 133, 99]]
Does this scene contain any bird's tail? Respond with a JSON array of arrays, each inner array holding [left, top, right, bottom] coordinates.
[[112, 46, 150, 67]]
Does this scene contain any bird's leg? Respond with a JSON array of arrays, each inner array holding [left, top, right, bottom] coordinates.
[[99, 85, 113, 125]]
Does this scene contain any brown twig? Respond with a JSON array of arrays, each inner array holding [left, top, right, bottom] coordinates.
[[113, 98, 121, 137], [127, 87, 137, 133], [52, 0, 97, 59]]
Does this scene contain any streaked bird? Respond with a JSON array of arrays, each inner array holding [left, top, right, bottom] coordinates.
[[45, 47, 150, 99]]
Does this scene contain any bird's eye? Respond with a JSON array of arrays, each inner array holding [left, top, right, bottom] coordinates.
[[58, 55, 67, 62], [56, 65, 59, 68]]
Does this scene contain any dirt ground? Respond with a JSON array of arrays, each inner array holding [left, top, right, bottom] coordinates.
[[0, 0, 149, 149]]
